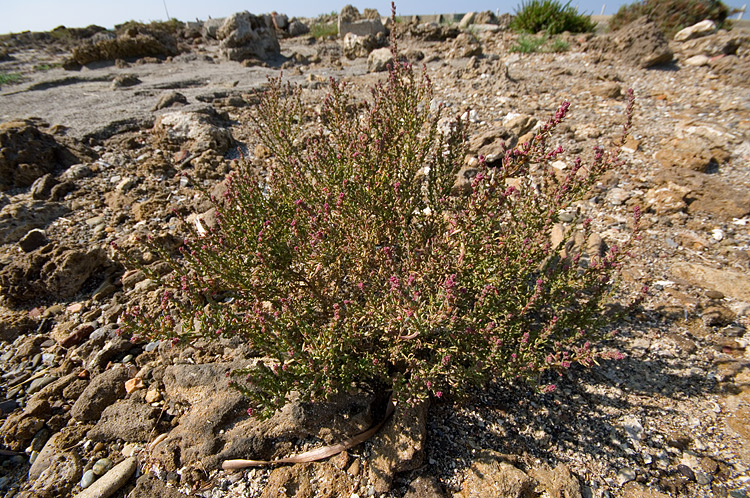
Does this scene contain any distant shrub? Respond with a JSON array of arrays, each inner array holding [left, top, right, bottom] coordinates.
[[610, 0, 731, 37], [122, 44, 638, 419], [115, 18, 185, 36], [510, 33, 571, 52], [511, 0, 597, 34]]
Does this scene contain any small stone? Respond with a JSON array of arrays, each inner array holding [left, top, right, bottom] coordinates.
[[677, 464, 695, 481], [347, 458, 361, 477], [122, 355, 134, 364], [695, 471, 711, 485], [93, 442, 106, 453], [18, 229, 48, 252], [616, 468, 637, 486], [27, 375, 57, 395], [684, 55, 710, 66], [559, 212, 574, 223], [75, 456, 137, 498], [706, 290, 725, 300], [81, 469, 96, 489], [124, 377, 144, 393], [121, 443, 140, 458], [93, 457, 113, 476], [67, 302, 84, 313], [111, 75, 141, 89], [144, 388, 161, 403], [144, 341, 160, 352]]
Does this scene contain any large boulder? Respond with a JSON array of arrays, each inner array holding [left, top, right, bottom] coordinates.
[[217, 11, 280, 61], [343, 32, 387, 58], [153, 110, 233, 154], [338, 5, 386, 38]]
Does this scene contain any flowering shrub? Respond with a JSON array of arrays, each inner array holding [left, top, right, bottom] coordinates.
[[122, 48, 637, 419]]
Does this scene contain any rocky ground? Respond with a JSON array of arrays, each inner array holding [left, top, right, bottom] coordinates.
[[1, 8, 750, 498]]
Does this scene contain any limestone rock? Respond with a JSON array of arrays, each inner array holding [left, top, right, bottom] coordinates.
[[621, 482, 671, 498], [338, 5, 386, 38], [288, 20, 310, 37], [644, 186, 688, 215], [529, 464, 582, 498], [0, 243, 111, 303], [30, 173, 58, 200], [202, 18, 225, 39], [456, 451, 535, 498], [679, 30, 749, 58], [368, 401, 428, 493], [674, 20, 717, 42], [404, 475, 447, 497], [0, 200, 68, 245], [670, 262, 750, 301], [368, 47, 394, 72], [459, 12, 477, 29], [127, 473, 184, 498], [654, 140, 715, 172], [449, 33, 482, 59], [217, 11, 280, 61], [653, 167, 750, 220], [0, 121, 79, 190], [259, 462, 356, 498], [70, 366, 129, 422], [75, 456, 137, 498], [27, 451, 82, 498], [88, 399, 167, 442], [589, 17, 672, 68], [343, 32, 386, 59], [469, 127, 517, 167], [28, 425, 88, 480], [153, 110, 233, 154]]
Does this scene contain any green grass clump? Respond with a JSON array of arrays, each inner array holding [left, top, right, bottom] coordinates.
[[309, 22, 338, 39], [510, 34, 570, 52], [609, 0, 730, 37], [511, 0, 597, 34], [33, 63, 61, 72], [0, 72, 22, 85]]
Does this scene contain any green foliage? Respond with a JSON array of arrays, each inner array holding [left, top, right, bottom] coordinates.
[[115, 18, 184, 35], [510, 33, 570, 52], [122, 54, 637, 419], [510, 0, 597, 34], [49, 26, 74, 40], [33, 63, 61, 72], [0, 72, 22, 85], [609, 0, 730, 37], [309, 22, 339, 39]]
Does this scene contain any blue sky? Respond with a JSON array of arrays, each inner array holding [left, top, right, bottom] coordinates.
[[1, 0, 746, 34]]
